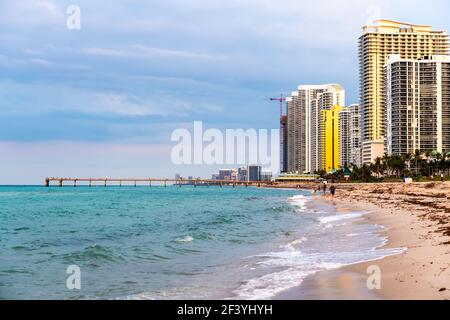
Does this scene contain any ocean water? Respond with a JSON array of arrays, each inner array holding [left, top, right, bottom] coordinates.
[[0, 186, 403, 300]]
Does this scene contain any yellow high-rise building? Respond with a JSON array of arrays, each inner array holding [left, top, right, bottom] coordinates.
[[359, 20, 449, 164], [321, 105, 346, 172]]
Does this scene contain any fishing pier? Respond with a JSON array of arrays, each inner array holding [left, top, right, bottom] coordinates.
[[44, 177, 273, 188]]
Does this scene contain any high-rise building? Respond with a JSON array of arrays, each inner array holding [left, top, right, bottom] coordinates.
[[359, 20, 449, 164], [286, 84, 345, 173], [338, 108, 350, 168], [310, 90, 345, 173], [385, 54, 450, 156], [286, 93, 299, 173], [310, 99, 321, 173], [321, 105, 345, 172], [280, 115, 288, 173], [348, 104, 362, 167]]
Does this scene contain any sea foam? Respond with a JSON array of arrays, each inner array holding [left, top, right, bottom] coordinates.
[[318, 212, 365, 224]]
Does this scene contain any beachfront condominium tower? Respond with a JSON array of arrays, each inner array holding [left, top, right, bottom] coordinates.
[[280, 115, 288, 173], [359, 20, 449, 164], [338, 108, 350, 168], [348, 104, 362, 167], [286, 84, 345, 173], [385, 55, 450, 156], [321, 105, 346, 172]]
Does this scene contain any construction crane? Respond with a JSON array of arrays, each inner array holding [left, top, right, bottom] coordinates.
[[270, 94, 286, 118], [270, 94, 287, 173]]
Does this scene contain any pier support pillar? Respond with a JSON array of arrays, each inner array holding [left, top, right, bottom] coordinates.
[[104, 180, 107, 187], [59, 179, 63, 187], [74, 180, 77, 187], [164, 180, 167, 188], [134, 181, 137, 187], [45, 178, 50, 187]]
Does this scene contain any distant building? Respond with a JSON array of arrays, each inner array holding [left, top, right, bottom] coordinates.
[[359, 20, 449, 164], [385, 54, 450, 155], [230, 169, 238, 181], [211, 174, 219, 180], [260, 171, 273, 182], [218, 169, 232, 181], [248, 165, 262, 181], [321, 105, 345, 172], [238, 167, 248, 181]]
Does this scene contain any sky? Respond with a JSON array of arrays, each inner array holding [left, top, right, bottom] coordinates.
[[0, 0, 449, 184]]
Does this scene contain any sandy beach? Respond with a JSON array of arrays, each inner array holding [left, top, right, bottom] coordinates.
[[275, 181, 450, 300]]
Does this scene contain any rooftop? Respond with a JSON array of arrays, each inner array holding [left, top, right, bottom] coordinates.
[[362, 19, 447, 35]]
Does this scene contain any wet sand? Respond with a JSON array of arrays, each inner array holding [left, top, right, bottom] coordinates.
[[274, 269, 381, 300]]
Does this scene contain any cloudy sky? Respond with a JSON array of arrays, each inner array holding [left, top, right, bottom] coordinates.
[[0, 0, 449, 184]]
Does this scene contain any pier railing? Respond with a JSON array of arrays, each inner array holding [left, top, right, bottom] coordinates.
[[44, 177, 273, 188]]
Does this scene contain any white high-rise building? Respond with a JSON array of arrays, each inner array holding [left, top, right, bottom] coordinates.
[[385, 55, 450, 156], [348, 104, 362, 167], [338, 108, 350, 167]]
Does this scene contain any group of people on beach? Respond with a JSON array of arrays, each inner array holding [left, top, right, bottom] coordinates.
[[314, 181, 336, 199]]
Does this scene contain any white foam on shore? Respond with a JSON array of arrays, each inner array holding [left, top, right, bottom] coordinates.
[[346, 231, 373, 237], [288, 195, 310, 212], [235, 265, 339, 300], [280, 237, 308, 250], [234, 245, 406, 300], [318, 212, 365, 224]]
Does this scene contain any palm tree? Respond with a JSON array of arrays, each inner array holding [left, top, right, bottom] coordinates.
[[387, 155, 405, 178], [403, 153, 413, 175], [382, 153, 391, 176], [412, 149, 423, 176], [424, 150, 432, 177], [370, 157, 384, 179], [360, 164, 372, 182], [446, 152, 450, 176]]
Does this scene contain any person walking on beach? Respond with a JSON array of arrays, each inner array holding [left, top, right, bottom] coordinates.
[[322, 182, 327, 195], [330, 185, 336, 199], [441, 173, 444, 182]]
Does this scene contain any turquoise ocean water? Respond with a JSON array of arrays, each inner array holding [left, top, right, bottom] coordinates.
[[0, 186, 403, 300]]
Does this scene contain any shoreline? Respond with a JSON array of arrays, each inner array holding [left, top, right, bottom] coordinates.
[[274, 182, 450, 300], [339, 198, 450, 300]]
